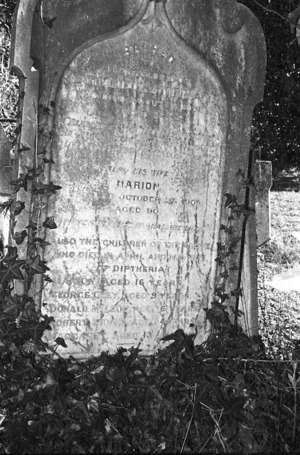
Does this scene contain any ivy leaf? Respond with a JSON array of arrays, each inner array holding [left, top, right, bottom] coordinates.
[[31, 56, 40, 70], [32, 237, 51, 247], [244, 177, 256, 189], [10, 174, 29, 192], [14, 124, 22, 136], [38, 104, 51, 115], [222, 420, 238, 442], [235, 168, 245, 179], [217, 242, 226, 252], [0, 199, 13, 215], [227, 226, 235, 235], [226, 247, 236, 256], [230, 236, 242, 246], [219, 293, 230, 303], [47, 182, 62, 193], [232, 205, 253, 218], [43, 157, 55, 164], [231, 288, 243, 297], [55, 337, 67, 348], [43, 217, 57, 229], [215, 285, 225, 293], [224, 193, 237, 208], [26, 255, 49, 274], [161, 329, 186, 342], [43, 16, 56, 28], [3, 256, 25, 280], [220, 270, 229, 279], [18, 143, 30, 154], [215, 257, 225, 266], [3, 295, 21, 317], [204, 365, 220, 383], [43, 275, 53, 283], [33, 182, 62, 195], [13, 230, 27, 245], [26, 221, 38, 232], [40, 314, 55, 330], [13, 201, 25, 216], [24, 164, 43, 179]]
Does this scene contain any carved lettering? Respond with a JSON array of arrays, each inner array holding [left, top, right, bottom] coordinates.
[[43, 25, 227, 356]]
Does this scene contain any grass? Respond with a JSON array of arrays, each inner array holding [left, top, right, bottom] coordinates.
[[258, 190, 300, 359]]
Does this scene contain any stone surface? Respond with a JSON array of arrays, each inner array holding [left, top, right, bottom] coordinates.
[[0, 124, 11, 254], [10, 0, 40, 265], [45, 9, 227, 354], [0, 124, 12, 196], [11, 0, 266, 357], [255, 161, 273, 247]]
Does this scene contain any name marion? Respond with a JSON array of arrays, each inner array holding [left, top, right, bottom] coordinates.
[[117, 180, 159, 190]]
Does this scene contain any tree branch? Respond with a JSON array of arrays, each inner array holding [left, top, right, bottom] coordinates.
[[250, 0, 300, 32]]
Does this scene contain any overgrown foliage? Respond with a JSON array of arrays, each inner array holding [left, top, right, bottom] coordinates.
[[0, 0, 18, 139], [1, 245, 300, 453], [239, 0, 300, 174]]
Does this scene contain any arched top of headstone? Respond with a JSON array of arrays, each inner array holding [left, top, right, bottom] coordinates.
[[165, 0, 266, 106], [48, 0, 227, 105], [9, 0, 266, 109]]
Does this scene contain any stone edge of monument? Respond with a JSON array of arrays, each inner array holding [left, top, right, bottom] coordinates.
[[9, 0, 267, 350]]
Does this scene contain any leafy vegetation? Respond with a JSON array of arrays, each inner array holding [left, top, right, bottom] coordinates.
[[240, 0, 300, 174], [0, 241, 300, 453], [0, 0, 17, 146]]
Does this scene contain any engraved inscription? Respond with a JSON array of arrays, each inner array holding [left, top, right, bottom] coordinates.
[[44, 23, 228, 356]]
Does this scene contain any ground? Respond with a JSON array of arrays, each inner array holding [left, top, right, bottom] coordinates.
[[258, 169, 300, 358]]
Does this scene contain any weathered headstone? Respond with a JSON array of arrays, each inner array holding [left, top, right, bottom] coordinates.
[[255, 161, 273, 247], [11, 0, 266, 357]]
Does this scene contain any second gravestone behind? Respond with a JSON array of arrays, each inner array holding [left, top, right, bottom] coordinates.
[[45, 11, 228, 355]]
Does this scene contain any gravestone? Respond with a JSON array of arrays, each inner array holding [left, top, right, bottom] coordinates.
[[255, 161, 273, 247], [11, 0, 266, 357]]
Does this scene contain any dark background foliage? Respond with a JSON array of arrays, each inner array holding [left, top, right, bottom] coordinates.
[[240, 0, 300, 174]]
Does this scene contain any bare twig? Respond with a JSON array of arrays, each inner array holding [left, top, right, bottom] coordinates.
[[200, 402, 230, 452], [0, 118, 16, 123], [180, 383, 197, 453], [250, 0, 295, 24], [201, 357, 296, 364]]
